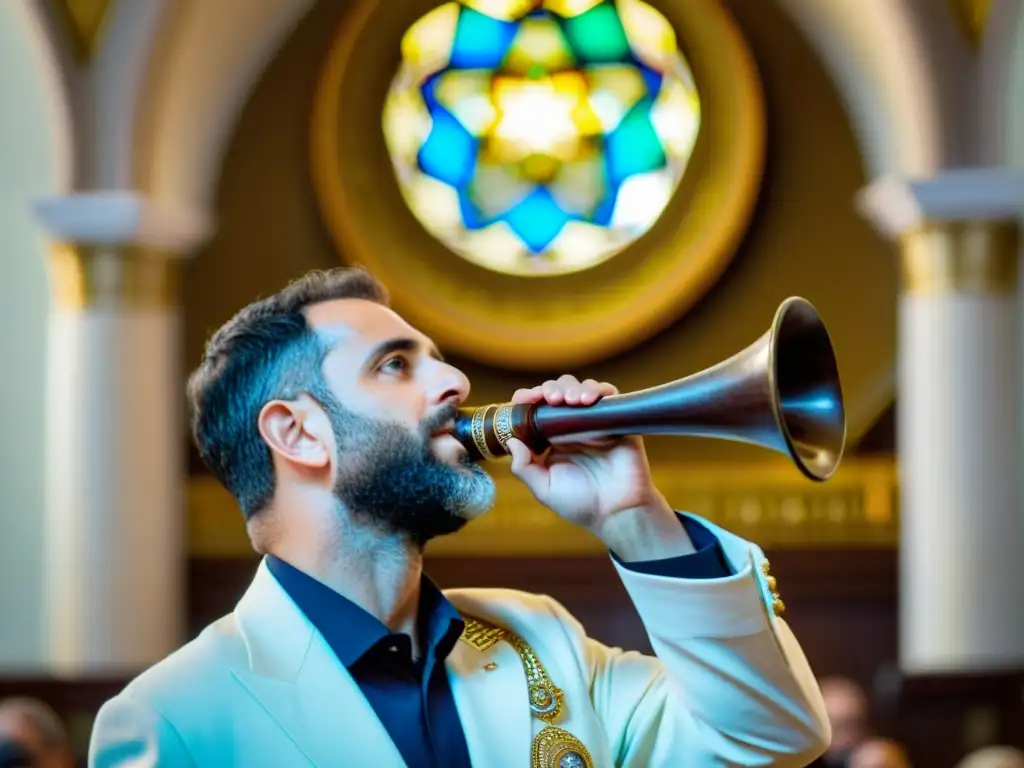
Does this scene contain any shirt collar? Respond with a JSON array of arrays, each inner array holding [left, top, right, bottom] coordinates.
[[265, 554, 464, 668]]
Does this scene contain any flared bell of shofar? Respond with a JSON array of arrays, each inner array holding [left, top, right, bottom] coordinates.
[[454, 297, 847, 482]]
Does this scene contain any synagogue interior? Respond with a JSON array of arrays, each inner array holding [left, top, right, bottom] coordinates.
[[1, 0, 1024, 766]]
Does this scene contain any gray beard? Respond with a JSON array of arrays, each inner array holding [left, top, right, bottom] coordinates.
[[323, 397, 496, 545]]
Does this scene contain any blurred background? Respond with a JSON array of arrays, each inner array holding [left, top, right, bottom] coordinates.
[[1, 0, 1023, 766]]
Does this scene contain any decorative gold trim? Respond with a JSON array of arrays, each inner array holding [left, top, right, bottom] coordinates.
[[948, 0, 993, 50], [532, 726, 594, 768], [471, 405, 500, 460], [188, 458, 899, 557], [492, 403, 516, 452], [761, 559, 785, 617], [900, 221, 1020, 295], [460, 618, 507, 653], [48, 244, 180, 310], [461, 616, 564, 723], [461, 616, 595, 768], [309, 0, 765, 370]]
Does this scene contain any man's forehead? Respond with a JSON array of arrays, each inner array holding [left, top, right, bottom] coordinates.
[[305, 298, 422, 345]]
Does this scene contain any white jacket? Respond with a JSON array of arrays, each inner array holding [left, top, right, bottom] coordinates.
[[88, 516, 829, 767]]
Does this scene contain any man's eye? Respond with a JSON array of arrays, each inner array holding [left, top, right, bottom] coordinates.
[[381, 355, 408, 373]]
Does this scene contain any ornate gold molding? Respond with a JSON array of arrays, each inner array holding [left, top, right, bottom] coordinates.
[[309, 0, 765, 371], [48, 244, 181, 310], [188, 458, 898, 557], [948, 0, 993, 50], [899, 221, 1020, 295], [49, 0, 113, 64]]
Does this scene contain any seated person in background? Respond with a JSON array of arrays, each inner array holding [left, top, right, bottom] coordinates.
[[0, 699, 73, 768], [956, 746, 1024, 768], [817, 676, 872, 766], [848, 738, 912, 768]]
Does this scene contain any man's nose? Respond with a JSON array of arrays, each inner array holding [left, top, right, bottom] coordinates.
[[431, 361, 470, 406]]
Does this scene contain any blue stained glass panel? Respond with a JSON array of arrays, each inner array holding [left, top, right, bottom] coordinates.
[[591, 181, 617, 227], [450, 8, 518, 69], [503, 188, 572, 252], [420, 72, 444, 111], [458, 194, 490, 230], [637, 61, 663, 98], [604, 97, 665, 185], [417, 108, 478, 188]]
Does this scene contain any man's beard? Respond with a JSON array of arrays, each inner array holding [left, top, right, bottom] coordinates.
[[323, 398, 496, 545]]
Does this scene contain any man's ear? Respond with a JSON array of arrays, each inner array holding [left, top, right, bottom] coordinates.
[[257, 397, 331, 470]]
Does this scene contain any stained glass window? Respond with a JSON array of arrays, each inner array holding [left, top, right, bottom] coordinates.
[[383, 0, 700, 276]]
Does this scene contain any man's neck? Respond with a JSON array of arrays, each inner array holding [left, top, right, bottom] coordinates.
[[269, 519, 426, 649]]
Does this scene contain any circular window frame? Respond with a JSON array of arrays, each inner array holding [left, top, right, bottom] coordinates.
[[311, 0, 765, 370]]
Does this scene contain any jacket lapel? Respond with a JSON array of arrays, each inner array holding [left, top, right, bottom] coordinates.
[[231, 559, 406, 767], [446, 590, 535, 768]]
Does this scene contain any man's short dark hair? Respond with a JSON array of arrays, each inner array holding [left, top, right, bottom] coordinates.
[[187, 267, 389, 519], [0, 741, 34, 768]]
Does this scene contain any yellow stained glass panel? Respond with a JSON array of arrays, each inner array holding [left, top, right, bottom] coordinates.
[[469, 162, 533, 218], [503, 16, 577, 75], [549, 157, 606, 215], [489, 73, 598, 163], [585, 65, 647, 131], [458, 221, 527, 268], [436, 70, 498, 135], [609, 168, 675, 231], [651, 76, 699, 158], [400, 3, 460, 80], [404, 174, 464, 239], [617, 0, 678, 72], [383, 89, 433, 169], [542, 0, 604, 18], [462, 0, 541, 21]]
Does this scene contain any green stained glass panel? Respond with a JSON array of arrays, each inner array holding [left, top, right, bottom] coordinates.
[[607, 98, 665, 181], [561, 2, 631, 64]]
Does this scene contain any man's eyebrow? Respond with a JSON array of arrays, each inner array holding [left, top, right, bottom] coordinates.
[[363, 337, 446, 366]]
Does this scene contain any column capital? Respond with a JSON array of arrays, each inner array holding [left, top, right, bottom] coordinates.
[[32, 191, 213, 253], [857, 168, 1024, 241]]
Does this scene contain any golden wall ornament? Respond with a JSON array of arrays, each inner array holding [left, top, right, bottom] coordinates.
[[899, 221, 1020, 295], [48, 244, 181, 310], [947, 0, 993, 51], [310, 0, 765, 370], [188, 458, 898, 557]]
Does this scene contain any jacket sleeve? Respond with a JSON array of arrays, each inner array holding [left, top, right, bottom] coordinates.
[[88, 694, 197, 768], [548, 516, 830, 768]]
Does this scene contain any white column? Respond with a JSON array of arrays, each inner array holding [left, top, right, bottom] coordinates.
[[858, 168, 1024, 674], [33, 191, 212, 675]]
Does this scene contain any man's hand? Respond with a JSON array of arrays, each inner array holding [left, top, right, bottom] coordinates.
[[505, 375, 696, 561]]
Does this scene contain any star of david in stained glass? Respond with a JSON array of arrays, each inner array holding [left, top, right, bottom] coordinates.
[[383, 0, 701, 276]]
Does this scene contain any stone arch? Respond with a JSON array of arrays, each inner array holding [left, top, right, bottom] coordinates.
[[129, 0, 949, 213], [774, 0, 948, 176], [132, 0, 315, 208], [996, 2, 1024, 168]]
